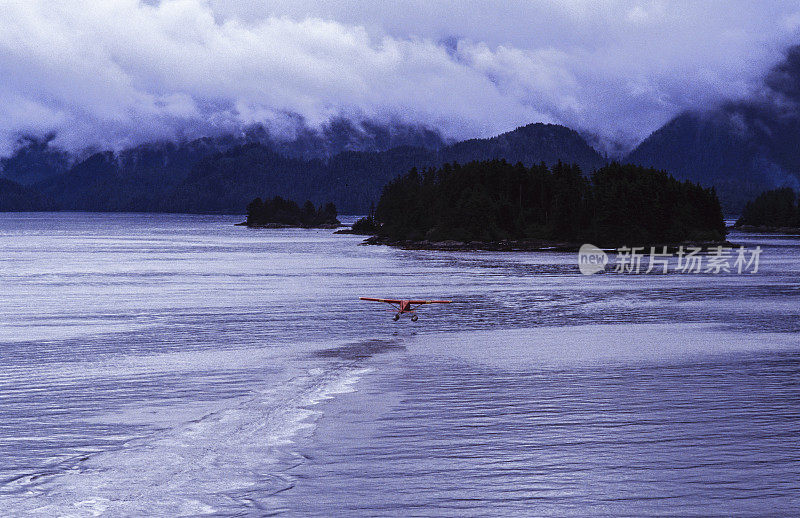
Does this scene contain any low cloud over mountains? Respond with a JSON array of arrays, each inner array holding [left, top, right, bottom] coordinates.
[[1, 1, 799, 156]]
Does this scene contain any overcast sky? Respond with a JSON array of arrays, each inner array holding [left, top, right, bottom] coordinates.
[[1, 0, 799, 155]]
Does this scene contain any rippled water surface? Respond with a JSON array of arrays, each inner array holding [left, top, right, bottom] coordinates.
[[0, 213, 798, 516]]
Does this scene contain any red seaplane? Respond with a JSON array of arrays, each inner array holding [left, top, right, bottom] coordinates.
[[360, 297, 452, 321]]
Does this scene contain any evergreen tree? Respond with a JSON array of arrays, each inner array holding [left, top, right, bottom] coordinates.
[[244, 196, 340, 228], [736, 188, 799, 227]]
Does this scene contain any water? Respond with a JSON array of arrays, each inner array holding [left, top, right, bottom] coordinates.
[[0, 213, 798, 516]]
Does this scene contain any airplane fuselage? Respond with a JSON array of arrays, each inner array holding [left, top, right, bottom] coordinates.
[[359, 297, 451, 322]]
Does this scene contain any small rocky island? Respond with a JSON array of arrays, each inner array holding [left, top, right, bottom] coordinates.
[[239, 196, 340, 228], [353, 160, 727, 250], [734, 188, 800, 234]]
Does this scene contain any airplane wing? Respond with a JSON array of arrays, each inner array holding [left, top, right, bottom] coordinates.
[[360, 297, 452, 304]]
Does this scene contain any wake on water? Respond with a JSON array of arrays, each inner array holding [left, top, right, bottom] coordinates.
[[0, 345, 379, 516]]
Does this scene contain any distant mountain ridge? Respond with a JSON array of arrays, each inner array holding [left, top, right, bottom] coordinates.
[[625, 45, 800, 213], [624, 109, 800, 213], [1, 119, 447, 186], [1, 122, 606, 214], [168, 123, 606, 213]]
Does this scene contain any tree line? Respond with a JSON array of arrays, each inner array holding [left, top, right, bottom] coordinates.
[[245, 196, 339, 228], [357, 160, 726, 246], [735, 187, 800, 228]]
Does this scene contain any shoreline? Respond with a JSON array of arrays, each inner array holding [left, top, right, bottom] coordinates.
[[360, 235, 734, 253], [732, 224, 800, 235], [235, 221, 341, 229]]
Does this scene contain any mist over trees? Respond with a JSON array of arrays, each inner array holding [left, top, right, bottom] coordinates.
[[0, 135, 71, 186], [1, 123, 605, 214], [369, 160, 726, 246]]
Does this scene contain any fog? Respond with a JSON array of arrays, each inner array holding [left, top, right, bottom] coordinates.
[[1, 0, 799, 155]]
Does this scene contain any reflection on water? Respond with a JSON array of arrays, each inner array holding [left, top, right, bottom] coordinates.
[[0, 213, 798, 516], [313, 339, 405, 360]]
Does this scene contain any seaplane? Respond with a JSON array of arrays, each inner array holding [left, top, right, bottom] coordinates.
[[360, 297, 452, 321]]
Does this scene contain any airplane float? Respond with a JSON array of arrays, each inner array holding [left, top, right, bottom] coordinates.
[[360, 297, 452, 321]]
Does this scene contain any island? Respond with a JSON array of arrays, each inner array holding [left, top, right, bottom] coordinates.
[[734, 188, 800, 234], [239, 196, 340, 228], [353, 160, 727, 250]]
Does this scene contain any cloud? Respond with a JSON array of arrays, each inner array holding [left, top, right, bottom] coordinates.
[[0, 0, 799, 156]]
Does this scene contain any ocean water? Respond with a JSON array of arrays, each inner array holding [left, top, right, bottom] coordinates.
[[0, 213, 798, 516]]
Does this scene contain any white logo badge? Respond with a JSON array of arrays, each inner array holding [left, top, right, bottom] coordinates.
[[578, 244, 608, 275]]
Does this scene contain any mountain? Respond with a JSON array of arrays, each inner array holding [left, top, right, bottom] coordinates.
[[626, 46, 800, 213], [625, 110, 800, 213], [0, 135, 72, 185], [169, 123, 606, 213], [440, 123, 605, 172], [21, 122, 605, 214], [36, 137, 242, 211], [12, 119, 445, 213], [247, 118, 446, 160]]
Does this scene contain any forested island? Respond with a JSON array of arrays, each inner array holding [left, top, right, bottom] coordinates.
[[240, 196, 340, 228], [355, 160, 726, 249], [734, 188, 800, 232]]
